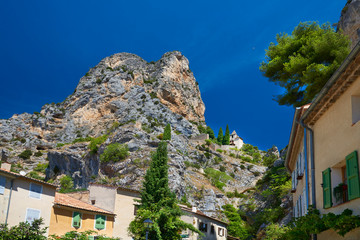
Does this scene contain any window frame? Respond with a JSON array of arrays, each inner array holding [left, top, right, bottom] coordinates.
[[94, 214, 106, 230], [25, 208, 41, 223], [72, 211, 82, 228], [29, 183, 42, 199], [0, 176, 6, 195]]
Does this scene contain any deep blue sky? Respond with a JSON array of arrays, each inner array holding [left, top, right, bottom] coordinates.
[[0, 1, 346, 150]]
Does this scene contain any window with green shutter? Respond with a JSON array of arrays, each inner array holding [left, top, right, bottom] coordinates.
[[322, 168, 332, 209], [95, 215, 106, 230], [72, 212, 81, 228], [346, 151, 360, 200]]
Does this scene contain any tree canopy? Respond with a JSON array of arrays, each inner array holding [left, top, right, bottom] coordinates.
[[260, 21, 351, 107], [163, 123, 171, 140], [217, 128, 223, 145], [223, 125, 230, 145]]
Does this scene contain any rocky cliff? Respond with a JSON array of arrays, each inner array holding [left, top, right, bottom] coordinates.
[[338, 0, 360, 48], [0, 51, 268, 219]]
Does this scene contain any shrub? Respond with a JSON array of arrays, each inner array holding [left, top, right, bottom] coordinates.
[[34, 151, 43, 157], [216, 149, 223, 153], [214, 156, 222, 164], [34, 163, 48, 173], [247, 165, 254, 171], [253, 171, 260, 177], [157, 133, 163, 140], [72, 136, 92, 144], [229, 153, 236, 158], [18, 150, 32, 160], [204, 168, 232, 191], [88, 135, 108, 154], [28, 171, 45, 181], [204, 152, 211, 159], [59, 175, 74, 193], [100, 143, 129, 163], [240, 164, 245, 170], [0, 218, 47, 240], [219, 165, 226, 172], [56, 143, 65, 148]]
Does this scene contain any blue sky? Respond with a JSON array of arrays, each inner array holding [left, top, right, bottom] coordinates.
[[0, 0, 346, 150]]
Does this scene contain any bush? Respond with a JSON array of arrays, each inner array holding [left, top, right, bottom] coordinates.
[[240, 164, 245, 170], [34, 163, 48, 173], [0, 218, 47, 240], [28, 171, 45, 181], [214, 156, 222, 164], [59, 175, 74, 193], [219, 165, 226, 172], [18, 150, 32, 160], [100, 143, 129, 163], [88, 135, 108, 154], [216, 149, 223, 153], [204, 168, 232, 191], [34, 151, 43, 157]]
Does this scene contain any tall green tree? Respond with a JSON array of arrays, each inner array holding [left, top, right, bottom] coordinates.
[[128, 141, 201, 240], [206, 126, 215, 139], [163, 124, 171, 141], [217, 128, 223, 145], [223, 125, 230, 145], [260, 21, 350, 107]]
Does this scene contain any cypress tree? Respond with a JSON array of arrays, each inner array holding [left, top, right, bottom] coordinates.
[[129, 141, 201, 239], [206, 126, 215, 139], [223, 125, 230, 145], [217, 128, 223, 145], [163, 124, 171, 141]]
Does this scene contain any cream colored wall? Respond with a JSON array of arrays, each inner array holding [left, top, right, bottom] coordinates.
[[6, 179, 56, 236], [48, 207, 114, 237], [112, 189, 140, 240], [0, 174, 13, 224], [318, 228, 360, 240], [89, 185, 117, 212], [313, 77, 360, 215]]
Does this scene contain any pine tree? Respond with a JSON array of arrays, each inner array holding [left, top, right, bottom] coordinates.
[[223, 125, 230, 145], [217, 128, 223, 145], [163, 124, 171, 141], [128, 141, 201, 239], [206, 126, 215, 139]]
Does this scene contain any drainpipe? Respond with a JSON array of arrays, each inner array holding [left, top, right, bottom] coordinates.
[[298, 120, 317, 240], [5, 179, 14, 224]]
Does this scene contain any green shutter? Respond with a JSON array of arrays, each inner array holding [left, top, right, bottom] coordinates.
[[72, 212, 81, 228], [95, 215, 105, 230], [346, 151, 360, 200], [322, 168, 332, 209]]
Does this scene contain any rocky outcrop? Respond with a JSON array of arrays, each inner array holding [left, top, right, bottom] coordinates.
[[0, 50, 269, 220], [338, 0, 360, 48]]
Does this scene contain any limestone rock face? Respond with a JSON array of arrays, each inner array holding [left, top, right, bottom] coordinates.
[[0, 51, 269, 219], [338, 0, 360, 48]]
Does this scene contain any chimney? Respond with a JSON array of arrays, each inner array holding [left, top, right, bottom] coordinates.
[[0, 162, 11, 171], [192, 207, 197, 213]]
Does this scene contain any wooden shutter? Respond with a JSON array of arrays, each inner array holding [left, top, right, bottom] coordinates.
[[346, 151, 360, 200], [72, 212, 81, 228], [322, 168, 332, 209], [0, 176, 5, 194], [95, 215, 105, 230]]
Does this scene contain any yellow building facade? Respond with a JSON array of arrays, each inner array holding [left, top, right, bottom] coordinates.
[[286, 42, 360, 239], [48, 192, 115, 238]]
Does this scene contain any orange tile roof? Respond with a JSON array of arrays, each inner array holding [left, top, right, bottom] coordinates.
[[54, 193, 115, 216], [0, 168, 58, 188]]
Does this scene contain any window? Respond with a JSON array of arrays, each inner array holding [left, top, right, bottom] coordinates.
[[218, 227, 224, 237], [322, 168, 332, 209], [199, 222, 207, 232], [72, 212, 81, 228], [0, 176, 5, 194], [95, 215, 106, 230], [346, 151, 360, 200], [351, 96, 360, 124], [29, 183, 42, 199], [210, 225, 215, 234], [25, 208, 40, 223], [134, 205, 139, 215]]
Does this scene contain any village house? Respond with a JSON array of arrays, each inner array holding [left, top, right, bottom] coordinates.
[[0, 162, 57, 237], [48, 192, 115, 238], [286, 41, 360, 239]]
